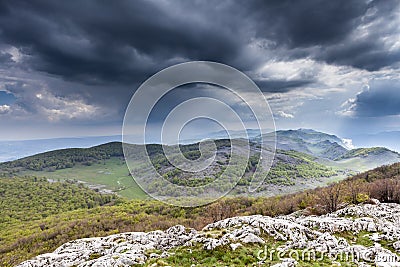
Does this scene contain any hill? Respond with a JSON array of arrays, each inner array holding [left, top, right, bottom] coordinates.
[[0, 141, 340, 199], [338, 147, 399, 162], [2, 160, 400, 265], [330, 147, 400, 172], [0, 135, 122, 163], [0, 177, 118, 225], [0, 142, 124, 172], [352, 131, 400, 153], [16, 201, 400, 266], [260, 129, 351, 156], [258, 129, 400, 171], [1, 129, 400, 199]]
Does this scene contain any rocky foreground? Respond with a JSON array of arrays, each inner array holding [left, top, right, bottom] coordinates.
[[18, 200, 400, 267]]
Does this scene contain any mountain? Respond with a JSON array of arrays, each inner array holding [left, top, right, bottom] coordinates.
[[179, 129, 262, 144], [259, 129, 351, 158], [314, 140, 349, 160], [333, 147, 400, 171], [0, 130, 260, 162], [0, 135, 122, 162], [258, 129, 400, 171], [276, 128, 350, 148], [0, 141, 339, 199], [352, 131, 400, 153], [16, 201, 400, 267], [1, 129, 400, 200], [1, 129, 400, 199], [1, 128, 398, 167]]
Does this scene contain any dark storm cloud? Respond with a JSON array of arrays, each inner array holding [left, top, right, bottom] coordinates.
[[322, 41, 400, 72], [0, 0, 398, 89], [344, 80, 400, 117], [0, 0, 243, 85], [0, 0, 398, 95], [174, 80, 313, 94], [255, 79, 313, 93], [243, 0, 399, 71], [0, 0, 398, 137], [319, 0, 400, 71], [245, 0, 367, 47], [0, 52, 13, 64]]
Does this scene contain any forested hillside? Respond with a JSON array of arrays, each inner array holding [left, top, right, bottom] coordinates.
[[0, 142, 124, 173], [0, 141, 339, 198], [2, 161, 400, 266], [0, 177, 118, 224]]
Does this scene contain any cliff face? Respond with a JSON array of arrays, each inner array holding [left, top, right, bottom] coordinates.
[[18, 201, 400, 267]]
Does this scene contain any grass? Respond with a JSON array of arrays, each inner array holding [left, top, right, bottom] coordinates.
[[145, 244, 264, 266], [22, 158, 148, 199], [144, 242, 359, 266], [335, 231, 374, 247]]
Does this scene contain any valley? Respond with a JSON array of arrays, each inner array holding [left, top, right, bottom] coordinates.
[[1, 129, 399, 200]]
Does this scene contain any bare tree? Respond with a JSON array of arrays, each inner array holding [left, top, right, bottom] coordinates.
[[319, 183, 343, 213]]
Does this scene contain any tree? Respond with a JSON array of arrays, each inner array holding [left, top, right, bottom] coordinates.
[[318, 183, 343, 213]]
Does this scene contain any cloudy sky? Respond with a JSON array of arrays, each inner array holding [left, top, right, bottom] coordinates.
[[0, 0, 399, 141]]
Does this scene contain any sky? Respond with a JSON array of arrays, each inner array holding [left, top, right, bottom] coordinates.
[[0, 0, 399, 141]]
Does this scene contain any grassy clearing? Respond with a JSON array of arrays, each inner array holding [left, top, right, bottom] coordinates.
[[22, 158, 147, 199]]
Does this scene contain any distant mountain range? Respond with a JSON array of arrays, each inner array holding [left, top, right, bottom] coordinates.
[[267, 129, 400, 172], [351, 131, 400, 153], [1, 129, 400, 199], [179, 129, 262, 144], [0, 135, 122, 162], [262, 129, 351, 158], [0, 129, 399, 170]]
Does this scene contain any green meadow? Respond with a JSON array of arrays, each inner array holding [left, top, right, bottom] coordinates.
[[22, 157, 148, 199]]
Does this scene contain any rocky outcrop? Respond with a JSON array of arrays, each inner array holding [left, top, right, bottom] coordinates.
[[18, 200, 400, 266]]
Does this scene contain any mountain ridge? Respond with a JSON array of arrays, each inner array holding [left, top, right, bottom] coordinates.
[[1, 129, 400, 199]]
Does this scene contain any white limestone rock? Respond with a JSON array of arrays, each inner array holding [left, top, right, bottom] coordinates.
[[230, 243, 243, 251], [271, 258, 297, 267], [17, 202, 400, 267]]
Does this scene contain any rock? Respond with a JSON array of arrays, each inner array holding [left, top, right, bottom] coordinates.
[[203, 238, 221, 250], [370, 233, 381, 242], [230, 243, 243, 251], [271, 258, 297, 267], [240, 233, 265, 244], [160, 251, 173, 258], [16, 202, 400, 267], [149, 253, 160, 259], [367, 222, 377, 232], [370, 199, 381, 205]]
